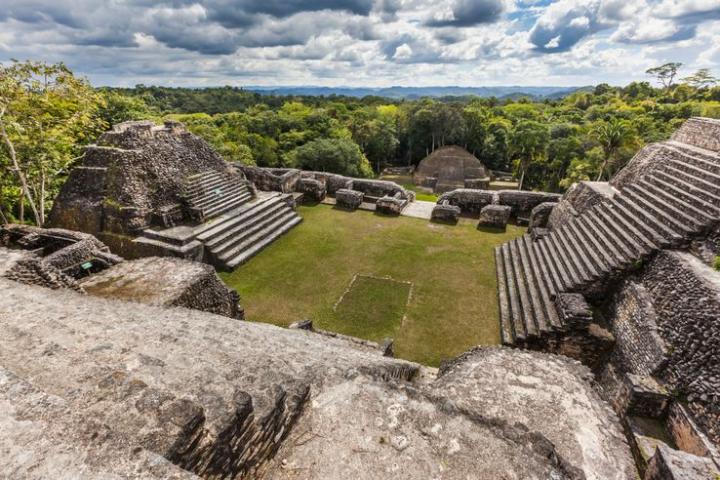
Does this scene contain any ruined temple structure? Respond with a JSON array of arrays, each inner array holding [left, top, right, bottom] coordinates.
[[494, 117, 720, 476], [48, 121, 301, 270], [413, 145, 491, 193]]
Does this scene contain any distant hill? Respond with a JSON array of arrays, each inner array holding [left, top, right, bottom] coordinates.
[[246, 85, 589, 100]]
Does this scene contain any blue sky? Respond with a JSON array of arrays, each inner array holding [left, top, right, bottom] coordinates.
[[1, 0, 719, 87]]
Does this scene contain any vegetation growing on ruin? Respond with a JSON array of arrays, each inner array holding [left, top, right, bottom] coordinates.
[[220, 204, 524, 366]]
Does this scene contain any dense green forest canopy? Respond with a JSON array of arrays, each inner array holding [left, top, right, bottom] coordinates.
[[2, 60, 720, 225]]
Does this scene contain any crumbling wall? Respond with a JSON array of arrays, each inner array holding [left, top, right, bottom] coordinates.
[[438, 188, 559, 217]]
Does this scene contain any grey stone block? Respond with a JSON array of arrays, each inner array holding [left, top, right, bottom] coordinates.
[[478, 205, 511, 230], [335, 188, 364, 210], [431, 203, 461, 223]]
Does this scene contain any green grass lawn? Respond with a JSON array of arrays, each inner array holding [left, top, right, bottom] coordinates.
[[220, 204, 524, 366]]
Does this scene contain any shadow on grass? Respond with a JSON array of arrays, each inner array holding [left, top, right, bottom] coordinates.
[[476, 225, 508, 234]]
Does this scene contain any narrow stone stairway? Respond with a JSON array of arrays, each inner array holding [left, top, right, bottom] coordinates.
[[196, 193, 302, 270], [495, 133, 720, 347], [184, 170, 254, 222]]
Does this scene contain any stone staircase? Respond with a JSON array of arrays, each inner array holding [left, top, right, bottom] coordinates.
[[183, 170, 254, 222], [495, 133, 720, 347], [197, 193, 302, 270]]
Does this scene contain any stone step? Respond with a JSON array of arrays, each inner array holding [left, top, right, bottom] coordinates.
[[645, 175, 720, 218], [197, 195, 283, 243], [495, 247, 515, 345], [547, 232, 583, 288], [536, 236, 567, 293], [523, 235, 561, 330], [597, 204, 651, 258], [564, 224, 604, 279], [667, 156, 720, 187], [218, 209, 299, 263], [555, 226, 596, 283], [654, 168, 720, 205], [189, 182, 248, 209], [527, 235, 558, 299], [626, 184, 705, 233], [509, 239, 537, 339], [586, 208, 635, 264], [664, 141, 720, 176], [500, 243, 526, 343], [186, 174, 235, 197], [200, 191, 253, 220], [186, 169, 224, 186], [209, 203, 291, 258], [613, 191, 686, 246], [566, 219, 616, 273], [193, 184, 251, 212], [639, 179, 716, 226], [202, 197, 286, 247], [224, 214, 303, 269], [516, 237, 550, 335]]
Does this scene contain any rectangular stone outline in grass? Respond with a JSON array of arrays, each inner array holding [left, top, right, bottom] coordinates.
[[331, 274, 413, 342]]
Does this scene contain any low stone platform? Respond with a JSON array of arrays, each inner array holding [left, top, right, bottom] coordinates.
[[81, 256, 244, 318], [0, 275, 635, 479]]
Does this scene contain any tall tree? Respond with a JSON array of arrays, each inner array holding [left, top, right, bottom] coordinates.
[[645, 62, 683, 90], [510, 120, 549, 190], [0, 60, 104, 225], [681, 69, 719, 89]]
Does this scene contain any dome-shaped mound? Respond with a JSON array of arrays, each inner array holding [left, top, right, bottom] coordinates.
[[413, 145, 490, 193]]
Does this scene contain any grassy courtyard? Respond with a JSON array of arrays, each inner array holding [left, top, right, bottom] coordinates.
[[220, 204, 524, 366]]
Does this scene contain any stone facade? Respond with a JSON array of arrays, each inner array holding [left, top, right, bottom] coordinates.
[[547, 181, 616, 230], [413, 145, 491, 194]]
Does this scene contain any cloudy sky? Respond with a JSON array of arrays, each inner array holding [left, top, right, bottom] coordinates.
[[1, 0, 719, 87]]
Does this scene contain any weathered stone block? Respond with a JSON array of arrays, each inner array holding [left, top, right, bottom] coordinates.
[[497, 190, 562, 216], [616, 374, 670, 418], [529, 202, 556, 231], [335, 189, 364, 210], [644, 444, 719, 480], [431, 203, 461, 224], [554, 293, 615, 371], [375, 195, 407, 215], [438, 189, 495, 215], [297, 177, 326, 202], [478, 205, 511, 230]]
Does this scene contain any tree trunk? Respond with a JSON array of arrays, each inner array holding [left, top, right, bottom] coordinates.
[[19, 197, 24, 223], [596, 158, 608, 181], [518, 169, 526, 191], [0, 204, 8, 225], [0, 114, 41, 225], [39, 167, 46, 225]]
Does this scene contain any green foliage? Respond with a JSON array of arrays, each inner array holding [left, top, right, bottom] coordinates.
[[4, 59, 720, 226], [0, 60, 105, 225], [290, 138, 373, 177], [713, 256, 720, 271]]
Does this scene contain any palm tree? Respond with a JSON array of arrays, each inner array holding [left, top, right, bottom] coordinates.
[[592, 118, 635, 181]]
